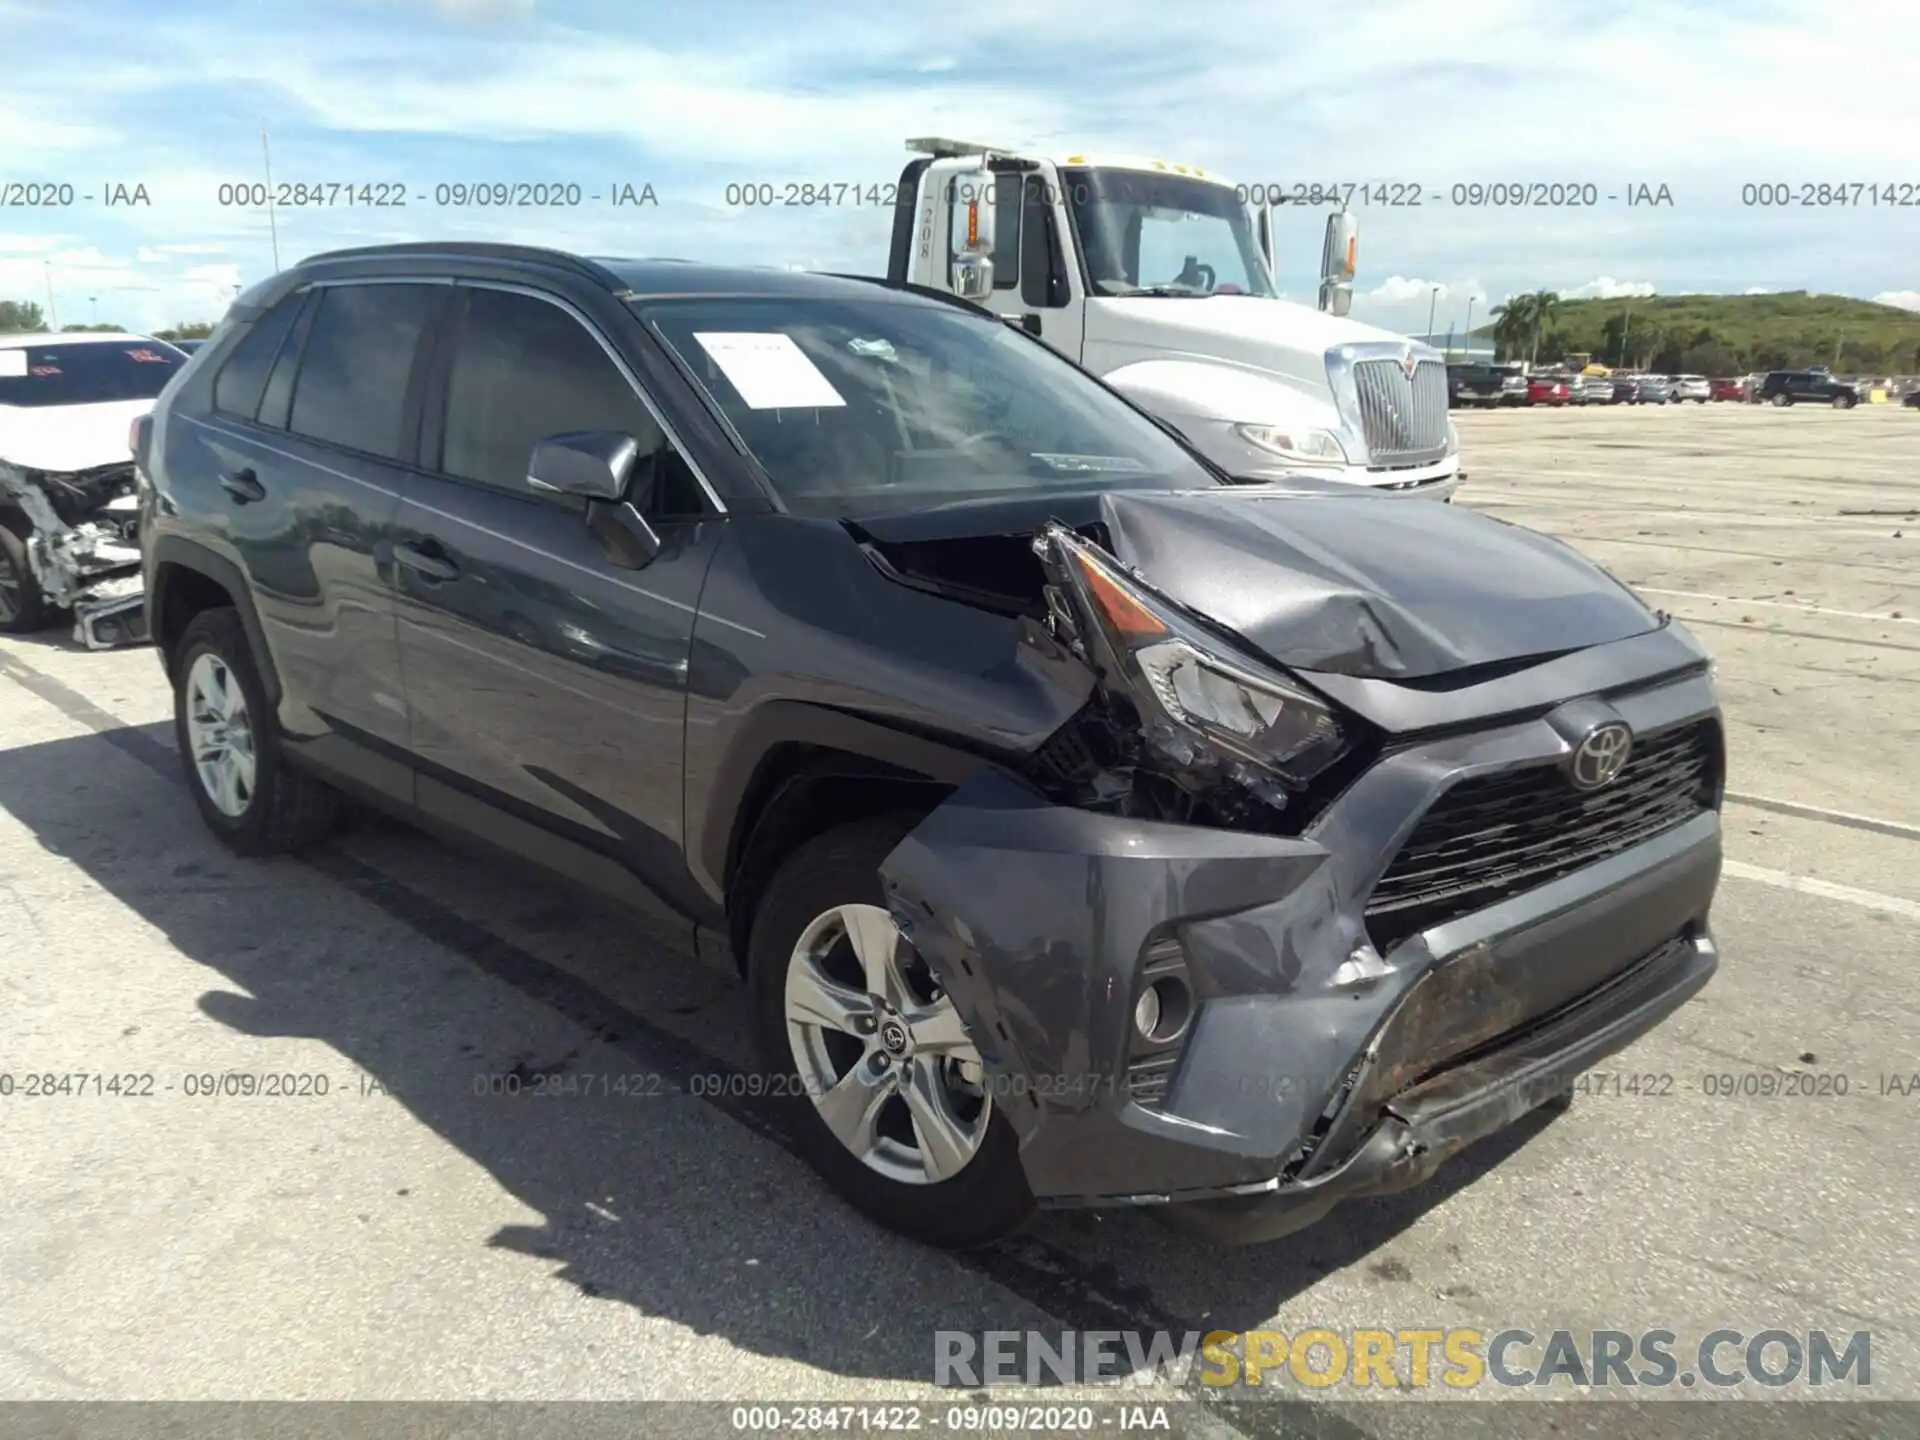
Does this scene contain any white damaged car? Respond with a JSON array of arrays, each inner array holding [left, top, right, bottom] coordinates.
[[0, 332, 188, 646]]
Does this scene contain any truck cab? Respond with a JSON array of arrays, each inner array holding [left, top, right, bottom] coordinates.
[[889, 138, 1462, 500]]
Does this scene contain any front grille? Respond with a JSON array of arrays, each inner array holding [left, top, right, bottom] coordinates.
[[1364, 720, 1717, 953], [1354, 358, 1449, 465]]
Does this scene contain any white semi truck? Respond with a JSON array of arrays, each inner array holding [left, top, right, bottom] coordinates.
[[887, 139, 1462, 500]]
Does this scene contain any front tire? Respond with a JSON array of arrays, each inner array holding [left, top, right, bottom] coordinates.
[[0, 521, 48, 635], [1772, 392, 1792, 407], [172, 608, 341, 855], [747, 816, 1035, 1248]]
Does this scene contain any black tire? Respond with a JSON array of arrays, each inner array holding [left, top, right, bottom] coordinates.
[[1771, 392, 1792, 407], [172, 607, 341, 855], [747, 815, 1035, 1248], [1834, 394, 1855, 409], [0, 520, 48, 635]]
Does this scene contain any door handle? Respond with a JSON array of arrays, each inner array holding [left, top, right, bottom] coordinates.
[[219, 468, 266, 503], [393, 539, 460, 583]]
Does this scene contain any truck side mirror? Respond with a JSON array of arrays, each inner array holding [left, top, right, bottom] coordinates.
[[1319, 210, 1357, 317], [948, 163, 997, 299]]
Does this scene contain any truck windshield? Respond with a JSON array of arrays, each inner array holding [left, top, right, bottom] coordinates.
[[1059, 168, 1276, 299], [642, 295, 1218, 517], [0, 340, 185, 408]]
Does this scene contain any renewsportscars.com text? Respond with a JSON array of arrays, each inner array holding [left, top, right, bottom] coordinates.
[[935, 1328, 1871, 1391]]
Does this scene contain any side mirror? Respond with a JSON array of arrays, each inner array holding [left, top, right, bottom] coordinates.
[[527, 430, 638, 502], [951, 256, 995, 300], [948, 162, 996, 299], [1318, 210, 1357, 317]]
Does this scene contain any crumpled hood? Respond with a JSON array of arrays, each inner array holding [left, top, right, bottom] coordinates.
[[1095, 488, 1662, 680], [0, 399, 152, 473]]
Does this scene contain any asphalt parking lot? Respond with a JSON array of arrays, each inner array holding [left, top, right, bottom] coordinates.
[[1, 402, 1915, 1435]]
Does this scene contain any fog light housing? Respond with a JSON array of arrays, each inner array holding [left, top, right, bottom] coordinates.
[[1133, 986, 1162, 1040]]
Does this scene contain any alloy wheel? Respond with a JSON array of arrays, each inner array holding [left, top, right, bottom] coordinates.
[[184, 652, 257, 818], [784, 902, 991, 1186]]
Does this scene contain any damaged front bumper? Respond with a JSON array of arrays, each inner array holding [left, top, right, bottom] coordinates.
[[878, 664, 1722, 1244], [0, 459, 150, 648]]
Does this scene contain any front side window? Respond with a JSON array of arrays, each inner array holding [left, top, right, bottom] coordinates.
[[1060, 168, 1276, 298], [643, 294, 1216, 517], [439, 287, 667, 495], [0, 340, 184, 408], [287, 284, 439, 460]]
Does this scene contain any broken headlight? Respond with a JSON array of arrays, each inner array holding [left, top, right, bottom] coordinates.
[[1037, 523, 1349, 798]]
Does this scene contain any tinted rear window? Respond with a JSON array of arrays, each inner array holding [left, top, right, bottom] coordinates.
[[288, 284, 439, 460], [0, 341, 184, 408], [212, 296, 304, 421]]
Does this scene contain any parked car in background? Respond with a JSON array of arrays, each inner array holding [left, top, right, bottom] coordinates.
[[1447, 363, 1523, 409], [1526, 375, 1571, 406], [1758, 370, 1859, 408], [1575, 374, 1618, 405], [137, 242, 1726, 1248], [1611, 375, 1644, 404], [1494, 363, 1530, 405], [1637, 376, 1675, 404], [1902, 388, 1920, 409], [1709, 377, 1746, 402], [1672, 375, 1711, 404]]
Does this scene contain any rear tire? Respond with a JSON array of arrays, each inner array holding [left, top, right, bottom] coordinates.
[[1834, 394, 1855, 409], [747, 815, 1035, 1248], [1771, 393, 1792, 407], [0, 521, 48, 635], [172, 608, 341, 855]]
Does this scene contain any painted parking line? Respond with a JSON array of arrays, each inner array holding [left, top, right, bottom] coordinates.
[[1724, 792, 1920, 843], [1722, 859, 1920, 921], [1639, 588, 1918, 626]]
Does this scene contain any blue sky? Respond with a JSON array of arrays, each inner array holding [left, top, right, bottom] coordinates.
[[3, 0, 1915, 335]]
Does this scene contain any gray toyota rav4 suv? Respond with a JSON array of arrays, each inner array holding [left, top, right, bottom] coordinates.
[[138, 243, 1724, 1247]]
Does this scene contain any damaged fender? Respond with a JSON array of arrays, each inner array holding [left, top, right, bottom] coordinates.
[[877, 767, 1404, 1204], [0, 457, 149, 648]]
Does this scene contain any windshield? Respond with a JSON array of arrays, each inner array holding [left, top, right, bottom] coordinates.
[[1059, 167, 1276, 298], [0, 340, 184, 408], [643, 295, 1218, 517]]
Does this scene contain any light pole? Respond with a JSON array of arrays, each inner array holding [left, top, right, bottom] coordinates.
[[1620, 302, 1633, 367], [1426, 286, 1439, 345], [43, 261, 57, 330], [261, 124, 281, 272], [1463, 297, 1476, 358], [88, 295, 98, 325]]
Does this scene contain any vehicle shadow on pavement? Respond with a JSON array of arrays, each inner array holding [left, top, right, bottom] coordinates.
[[0, 715, 1560, 1387]]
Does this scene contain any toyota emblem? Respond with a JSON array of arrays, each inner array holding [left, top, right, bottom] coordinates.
[[1569, 722, 1633, 790]]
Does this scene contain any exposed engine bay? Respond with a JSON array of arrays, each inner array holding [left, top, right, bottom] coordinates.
[[0, 459, 149, 649]]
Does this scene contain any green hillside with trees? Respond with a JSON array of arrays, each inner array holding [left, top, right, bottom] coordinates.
[[1481, 291, 1920, 374], [0, 300, 215, 341]]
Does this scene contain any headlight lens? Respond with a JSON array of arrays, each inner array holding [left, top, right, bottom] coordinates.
[[1136, 639, 1346, 776], [1233, 423, 1347, 464], [1049, 533, 1350, 790]]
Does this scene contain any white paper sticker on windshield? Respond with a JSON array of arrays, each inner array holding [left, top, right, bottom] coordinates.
[[692, 332, 845, 410], [0, 351, 27, 378]]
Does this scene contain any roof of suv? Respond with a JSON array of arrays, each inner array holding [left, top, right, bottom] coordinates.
[[291, 243, 943, 307]]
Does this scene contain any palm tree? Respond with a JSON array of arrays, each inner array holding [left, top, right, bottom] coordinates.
[[1489, 295, 1536, 364], [1524, 290, 1560, 367]]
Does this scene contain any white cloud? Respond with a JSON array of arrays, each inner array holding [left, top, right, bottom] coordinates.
[[0, 234, 63, 256], [1873, 290, 1920, 313], [1366, 276, 1445, 304], [1561, 277, 1657, 300], [1744, 286, 1773, 295]]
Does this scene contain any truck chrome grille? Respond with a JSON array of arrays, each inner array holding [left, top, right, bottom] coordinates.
[[1353, 358, 1449, 465], [1364, 720, 1718, 953]]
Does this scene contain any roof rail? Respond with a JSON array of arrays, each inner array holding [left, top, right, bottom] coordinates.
[[294, 242, 627, 291]]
